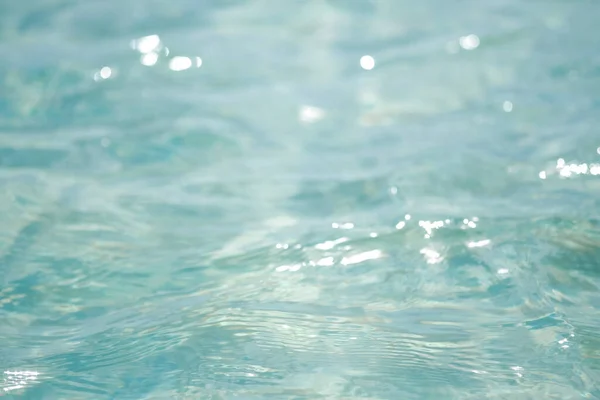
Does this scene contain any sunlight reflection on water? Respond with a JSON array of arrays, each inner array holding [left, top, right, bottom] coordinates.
[[1, 0, 600, 398]]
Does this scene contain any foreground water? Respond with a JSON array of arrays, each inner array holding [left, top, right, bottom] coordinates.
[[1, 0, 600, 398]]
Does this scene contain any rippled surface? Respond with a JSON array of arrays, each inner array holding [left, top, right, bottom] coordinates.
[[2, 0, 600, 398]]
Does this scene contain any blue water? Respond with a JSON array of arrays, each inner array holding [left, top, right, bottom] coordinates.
[[2, 0, 600, 398]]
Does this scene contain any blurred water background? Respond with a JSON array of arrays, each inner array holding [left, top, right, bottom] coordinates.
[[1, 0, 600, 398]]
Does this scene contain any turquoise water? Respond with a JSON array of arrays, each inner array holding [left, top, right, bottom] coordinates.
[[2, 0, 600, 398]]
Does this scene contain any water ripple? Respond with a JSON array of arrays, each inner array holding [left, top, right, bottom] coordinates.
[[2, 0, 600, 398]]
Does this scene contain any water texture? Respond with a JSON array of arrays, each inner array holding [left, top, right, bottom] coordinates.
[[1, 0, 600, 398]]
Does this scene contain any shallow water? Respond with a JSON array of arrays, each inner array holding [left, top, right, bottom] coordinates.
[[1, 0, 600, 398]]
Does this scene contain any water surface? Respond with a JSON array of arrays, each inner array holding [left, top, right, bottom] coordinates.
[[1, 0, 600, 398]]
